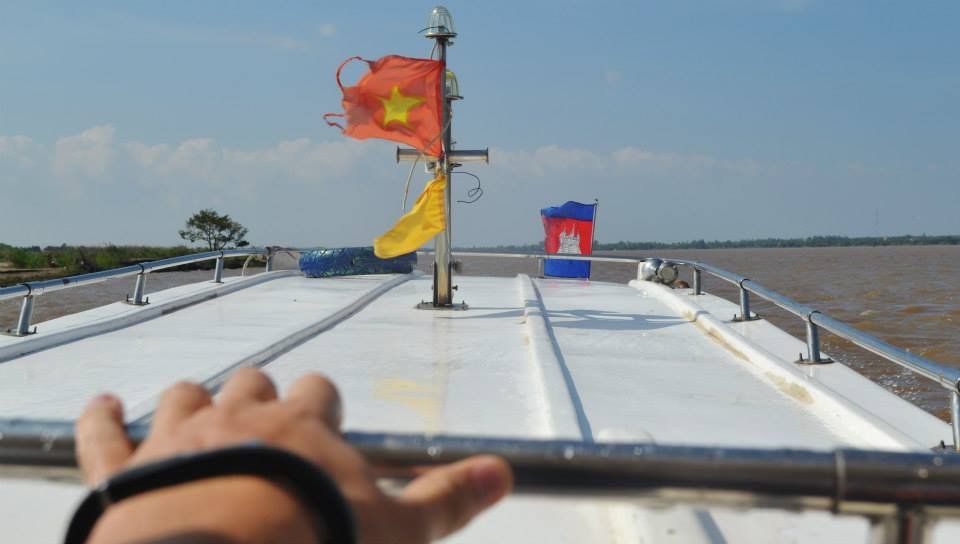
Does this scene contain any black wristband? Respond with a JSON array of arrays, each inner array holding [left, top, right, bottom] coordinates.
[[64, 442, 356, 544]]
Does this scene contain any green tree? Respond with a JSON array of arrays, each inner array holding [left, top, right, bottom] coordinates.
[[178, 209, 249, 251]]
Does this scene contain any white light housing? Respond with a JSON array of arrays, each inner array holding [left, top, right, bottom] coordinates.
[[425, 6, 456, 38]]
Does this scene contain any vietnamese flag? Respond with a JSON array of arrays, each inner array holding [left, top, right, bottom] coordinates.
[[325, 55, 443, 157]]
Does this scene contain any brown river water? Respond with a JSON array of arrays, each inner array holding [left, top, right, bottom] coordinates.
[[2, 246, 958, 419]]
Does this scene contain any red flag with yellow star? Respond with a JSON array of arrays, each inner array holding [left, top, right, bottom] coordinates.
[[325, 55, 443, 157]]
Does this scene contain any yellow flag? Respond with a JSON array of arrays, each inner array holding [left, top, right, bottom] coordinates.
[[374, 174, 446, 259]]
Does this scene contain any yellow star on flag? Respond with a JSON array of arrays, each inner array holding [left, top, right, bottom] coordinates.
[[378, 85, 425, 128]]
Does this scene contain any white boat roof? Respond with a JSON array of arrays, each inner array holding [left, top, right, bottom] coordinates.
[[1, 270, 957, 542]]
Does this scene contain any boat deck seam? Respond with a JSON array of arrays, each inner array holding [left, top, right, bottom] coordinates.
[[633, 280, 939, 450], [0, 271, 299, 365], [126, 272, 420, 423], [522, 275, 594, 442]]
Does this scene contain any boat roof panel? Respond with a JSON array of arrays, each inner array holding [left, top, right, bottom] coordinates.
[[0, 271, 956, 542]]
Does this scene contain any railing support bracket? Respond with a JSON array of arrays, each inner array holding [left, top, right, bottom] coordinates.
[[951, 390, 960, 454], [213, 253, 225, 284], [125, 268, 150, 306], [2, 293, 37, 337], [733, 279, 760, 322], [796, 311, 833, 365], [265, 247, 275, 272]]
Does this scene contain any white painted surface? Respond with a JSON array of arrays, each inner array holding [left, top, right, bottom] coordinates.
[[266, 275, 554, 439], [0, 271, 297, 363], [0, 273, 405, 420], [0, 272, 957, 542], [537, 277, 841, 449], [0, 478, 84, 543], [639, 281, 951, 450]]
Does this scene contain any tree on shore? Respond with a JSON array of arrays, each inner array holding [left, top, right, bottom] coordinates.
[[178, 209, 249, 251]]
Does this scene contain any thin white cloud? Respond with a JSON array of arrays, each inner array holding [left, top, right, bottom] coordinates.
[[0, 135, 42, 170], [11, 126, 944, 249], [318, 23, 337, 38], [0, 125, 402, 245], [3, 128, 774, 199], [605, 70, 622, 86], [0, 129, 635, 243], [8, 125, 384, 189], [53, 125, 116, 180]]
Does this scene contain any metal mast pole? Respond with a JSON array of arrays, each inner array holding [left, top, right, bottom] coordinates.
[[399, 6, 486, 308], [589, 198, 599, 254], [433, 37, 453, 306]]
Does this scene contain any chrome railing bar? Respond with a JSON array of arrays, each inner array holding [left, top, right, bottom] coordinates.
[[0, 284, 29, 301], [811, 312, 960, 392], [673, 259, 960, 390], [672, 260, 744, 285], [737, 280, 816, 320], [1, 420, 960, 510], [0, 248, 271, 336], [1, 264, 143, 300], [136, 249, 262, 275], [436, 251, 643, 264], [0, 249, 270, 303]]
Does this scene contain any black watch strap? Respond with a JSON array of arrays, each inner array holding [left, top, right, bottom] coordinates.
[[65, 442, 356, 544]]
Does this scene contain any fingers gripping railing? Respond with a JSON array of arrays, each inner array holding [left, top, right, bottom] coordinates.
[[2, 422, 960, 541], [0, 248, 271, 336]]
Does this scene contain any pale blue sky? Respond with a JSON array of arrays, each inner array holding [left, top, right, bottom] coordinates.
[[1, 1, 957, 247]]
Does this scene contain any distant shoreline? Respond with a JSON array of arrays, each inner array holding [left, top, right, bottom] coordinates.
[[464, 234, 960, 253], [0, 244, 260, 287], [2, 234, 957, 274]]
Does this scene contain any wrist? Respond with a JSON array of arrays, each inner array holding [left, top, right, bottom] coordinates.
[[87, 475, 320, 544]]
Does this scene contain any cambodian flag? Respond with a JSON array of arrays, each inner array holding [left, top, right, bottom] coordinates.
[[540, 201, 596, 278]]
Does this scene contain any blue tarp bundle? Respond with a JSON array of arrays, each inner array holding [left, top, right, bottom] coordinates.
[[299, 247, 416, 278]]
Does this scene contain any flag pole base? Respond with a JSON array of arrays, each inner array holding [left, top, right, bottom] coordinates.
[[416, 301, 469, 311]]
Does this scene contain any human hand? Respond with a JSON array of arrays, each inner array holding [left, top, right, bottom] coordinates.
[[76, 368, 513, 543]]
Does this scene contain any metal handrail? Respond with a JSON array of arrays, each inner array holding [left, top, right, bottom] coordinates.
[[438, 250, 641, 265], [0, 422, 958, 539], [447, 251, 960, 451], [669, 258, 960, 392], [1, 248, 273, 336], [0, 248, 268, 302]]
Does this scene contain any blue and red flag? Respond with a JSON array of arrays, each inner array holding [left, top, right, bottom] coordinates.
[[540, 201, 597, 278]]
